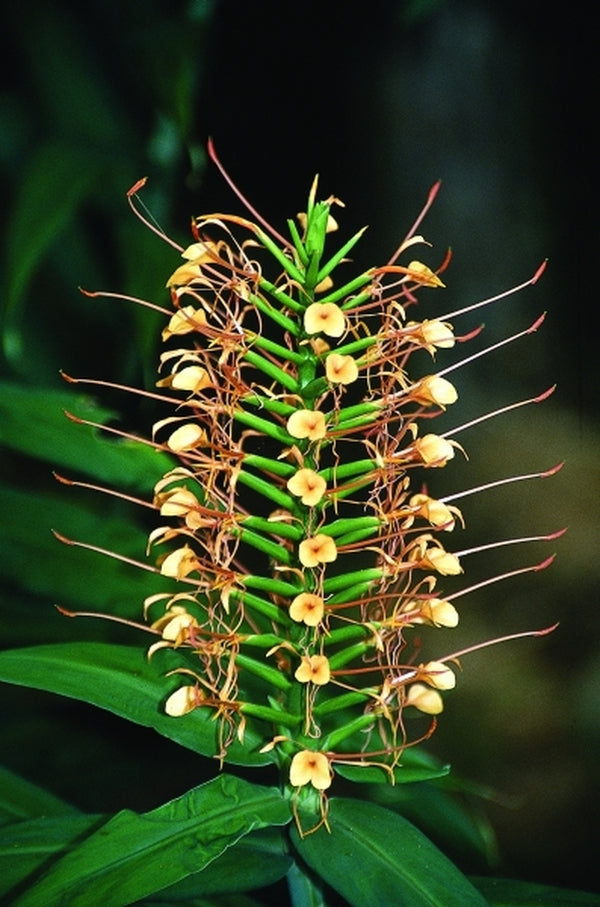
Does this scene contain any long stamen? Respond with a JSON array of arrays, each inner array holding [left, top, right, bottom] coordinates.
[[386, 180, 443, 266], [52, 530, 169, 577], [61, 372, 179, 407], [436, 260, 548, 322], [63, 410, 170, 452], [436, 623, 559, 664], [56, 605, 160, 634], [441, 462, 563, 504], [207, 138, 292, 250], [436, 313, 547, 380], [53, 472, 157, 510], [442, 385, 556, 439], [454, 528, 566, 560], [79, 287, 174, 316], [126, 178, 184, 252], [446, 555, 556, 602]]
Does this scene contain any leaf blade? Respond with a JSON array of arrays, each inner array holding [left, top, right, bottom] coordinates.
[[15, 776, 290, 906], [0, 382, 174, 490], [144, 827, 292, 899], [469, 876, 600, 906], [0, 766, 80, 825], [0, 813, 102, 898], [0, 642, 276, 766], [291, 797, 488, 907]]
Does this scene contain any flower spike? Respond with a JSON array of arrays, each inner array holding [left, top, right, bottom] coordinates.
[[58, 156, 560, 834]]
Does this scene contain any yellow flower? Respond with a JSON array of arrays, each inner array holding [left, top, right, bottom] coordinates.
[[289, 592, 325, 626], [295, 654, 330, 685], [406, 319, 455, 352], [299, 534, 337, 567], [304, 302, 346, 338], [405, 260, 445, 288], [166, 424, 208, 452], [309, 337, 331, 356], [325, 353, 359, 385], [297, 212, 339, 234], [408, 536, 462, 576], [408, 493, 462, 531], [160, 545, 201, 579], [424, 598, 459, 628], [156, 365, 212, 393], [412, 375, 458, 407], [408, 535, 463, 576], [422, 546, 462, 576], [157, 487, 204, 530], [314, 275, 334, 294], [287, 409, 327, 441], [405, 683, 444, 715], [164, 685, 202, 717], [151, 605, 199, 644], [166, 240, 221, 288], [418, 660, 456, 690], [161, 306, 207, 340], [287, 469, 327, 506], [400, 597, 459, 628], [413, 433, 456, 466], [289, 750, 332, 790]]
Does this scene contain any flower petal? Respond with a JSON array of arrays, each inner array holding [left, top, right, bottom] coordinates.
[[304, 302, 346, 338], [289, 592, 325, 626], [289, 750, 331, 790], [287, 469, 327, 506], [287, 410, 327, 441], [299, 534, 337, 567], [295, 654, 330, 685], [405, 683, 444, 715], [325, 353, 359, 385]]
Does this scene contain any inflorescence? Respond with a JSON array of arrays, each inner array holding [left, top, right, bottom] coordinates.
[[56, 143, 561, 830]]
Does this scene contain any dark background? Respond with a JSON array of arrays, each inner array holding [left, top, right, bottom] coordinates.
[[1, 0, 598, 896]]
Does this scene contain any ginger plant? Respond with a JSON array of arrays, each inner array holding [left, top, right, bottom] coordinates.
[[0, 143, 565, 906]]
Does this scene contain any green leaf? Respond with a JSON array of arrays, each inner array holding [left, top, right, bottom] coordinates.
[[374, 779, 498, 868], [286, 860, 327, 907], [0, 813, 102, 898], [240, 515, 303, 542], [150, 895, 266, 907], [291, 797, 489, 907], [0, 484, 167, 620], [0, 382, 174, 490], [321, 516, 380, 539], [235, 653, 293, 693], [286, 218, 310, 267], [469, 876, 600, 906], [237, 527, 293, 564], [143, 827, 292, 899], [2, 142, 102, 340], [0, 643, 276, 766], [14, 775, 291, 906], [322, 568, 383, 596], [0, 766, 80, 825], [251, 287, 300, 334]]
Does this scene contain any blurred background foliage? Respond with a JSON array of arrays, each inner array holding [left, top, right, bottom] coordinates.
[[0, 0, 597, 897]]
